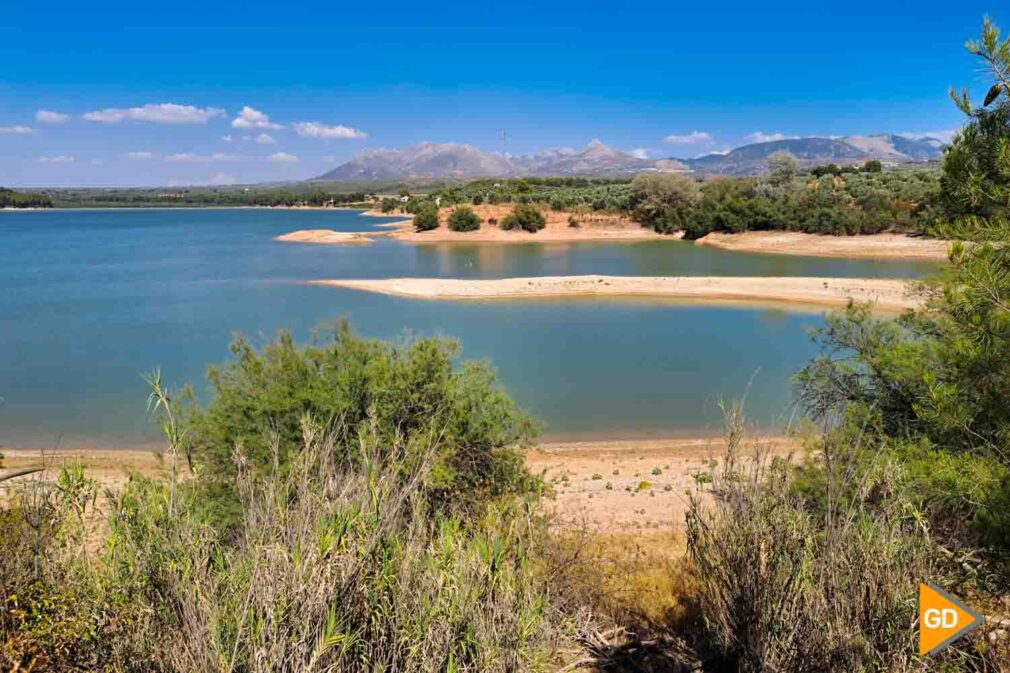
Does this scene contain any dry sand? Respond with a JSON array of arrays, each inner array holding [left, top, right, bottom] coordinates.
[[696, 230, 950, 261], [2, 436, 795, 533], [274, 229, 378, 245], [1, 448, 179, 493], [530, 436, 796, 532], [312, 274, 923, 311]]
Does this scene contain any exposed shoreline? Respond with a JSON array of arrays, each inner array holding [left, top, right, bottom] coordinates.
[[366, 204, 670, 244], [274, 229, 377, 244], [311, 275, 923, 311], [695, 230, 950, 261], [288, 208, 952, 259], [3, 435, 794, 531]]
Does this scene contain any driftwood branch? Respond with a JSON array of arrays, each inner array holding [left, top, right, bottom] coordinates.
[[0, 467, 44, 483]]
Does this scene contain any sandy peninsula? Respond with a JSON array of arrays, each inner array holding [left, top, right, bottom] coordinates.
[[311, 274, 922, 311], [274, 229, 379, 245], [695, 230, 950, 261], [370, 204, 670, 244], [280, 207, 950, 260]]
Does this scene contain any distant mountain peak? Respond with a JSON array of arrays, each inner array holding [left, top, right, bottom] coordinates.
[[312, 140, 678, 181]]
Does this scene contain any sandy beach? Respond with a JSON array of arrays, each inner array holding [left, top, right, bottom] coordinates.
[[530, 435, 794, 532], [695, 230, 950, 261], [312, 274, 923, 311], [2, 435, 793, 533]]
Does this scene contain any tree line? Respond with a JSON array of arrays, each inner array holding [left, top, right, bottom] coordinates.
[[0, 188, 52, 208]]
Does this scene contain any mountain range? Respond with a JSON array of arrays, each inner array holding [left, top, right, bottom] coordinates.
[[680, 134, 945, 175], [311, 134, 944, 182]]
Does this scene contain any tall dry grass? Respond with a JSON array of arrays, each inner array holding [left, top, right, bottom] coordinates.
[[2, 417, 579, 672], [684, 417, 1008, 672]]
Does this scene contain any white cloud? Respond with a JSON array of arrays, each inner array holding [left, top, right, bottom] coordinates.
[[231, 106, 282, 130], [35, 110, 69, 124], [0, 125, 33, 135], [210, 172, 238, 185], [292, 121, 367, 139], [83, 103, 225, 124], [744, 131, 799, 144], [629, 148, 649, 159], [267, 151, 299, 163], [35, 155, 75, 163], [663, 131, 712, 145], [125, 151, 157, 160], [898, 130, 958, 144], [221, 135, 234, 142], [252, 133, 276, 145], [164, 152, 237, 163]]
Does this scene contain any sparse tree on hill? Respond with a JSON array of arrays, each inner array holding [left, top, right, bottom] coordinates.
[[767, 151, 798, 185], [499, 203, 546, 232], [448, 206, 481, 232], [413, 203, 439, 231]]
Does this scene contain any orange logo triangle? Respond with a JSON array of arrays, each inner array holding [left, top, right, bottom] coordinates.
[[919, 583, 982, 656]]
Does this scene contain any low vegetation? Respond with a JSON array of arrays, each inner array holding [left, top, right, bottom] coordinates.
[[0, 187, 52, 208], [0, 326, 568, 671], [41, 187, 371, 209], [447, 205, 481, 231], [412, 202, 439, 231], [500, 203, 547, 232]]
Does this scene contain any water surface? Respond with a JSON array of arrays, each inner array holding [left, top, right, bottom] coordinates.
[[0, 208, 937, 447]]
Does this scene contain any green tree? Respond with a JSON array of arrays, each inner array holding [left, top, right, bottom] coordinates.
[[794, 18, 1010, 545], [413, 203, 439, 231], [629, 173, 702, 234], [499, 203, 546, 232], [767, 151, 798, 185], [447, 205, 481, 232]]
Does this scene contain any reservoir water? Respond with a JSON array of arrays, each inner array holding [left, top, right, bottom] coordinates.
[[0, 208, 937, 447]]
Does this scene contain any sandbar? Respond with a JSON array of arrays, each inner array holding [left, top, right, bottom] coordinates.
[[311, 274, 923, 311], [695, 230, 949, 261]]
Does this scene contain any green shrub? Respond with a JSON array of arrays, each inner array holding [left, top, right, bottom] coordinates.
[[500, 204, 546, 233], [185, 323, 539, 522], [447, 206, 481, 232], [413, 203, 439, 231], [379, 196, 399, 213]]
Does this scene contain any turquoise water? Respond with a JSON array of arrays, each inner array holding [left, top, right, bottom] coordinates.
[[0, 208, 937, 447]]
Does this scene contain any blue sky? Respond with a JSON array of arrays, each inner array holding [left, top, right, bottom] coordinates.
[[0, 0, 998, 186]]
